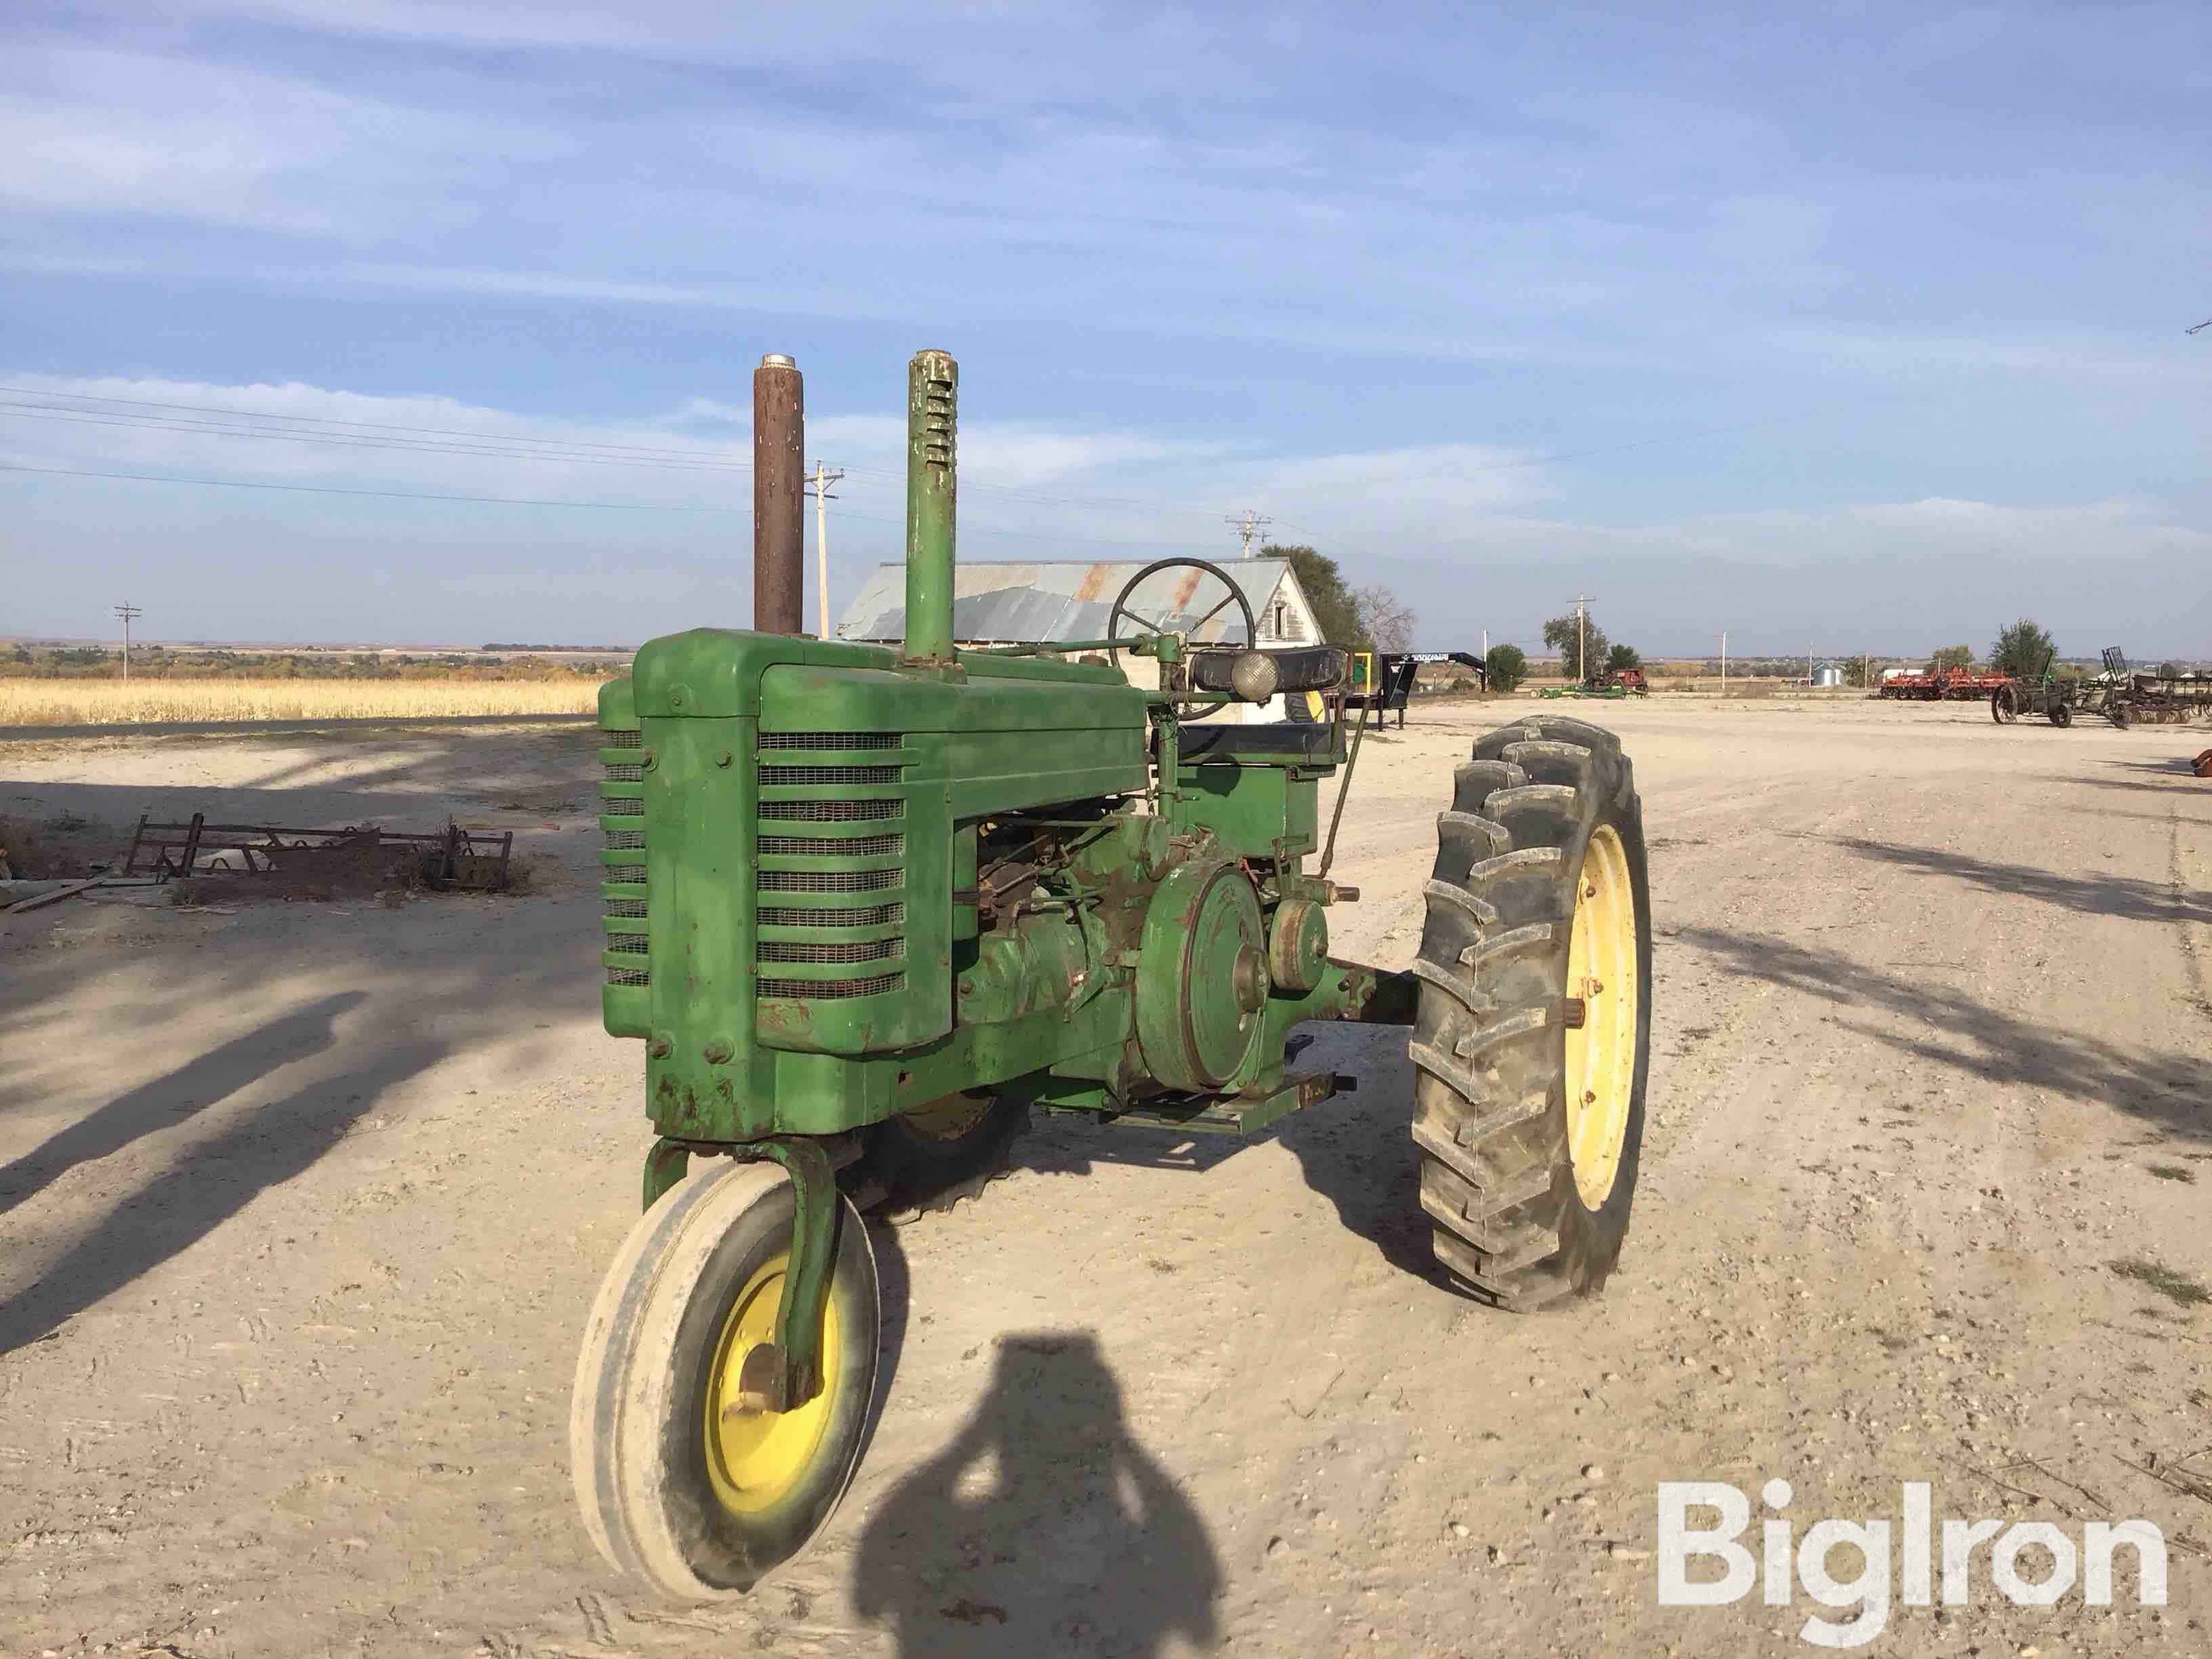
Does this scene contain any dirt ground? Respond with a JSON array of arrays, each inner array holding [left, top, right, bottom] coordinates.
[[2, 700, 2208, 1659]]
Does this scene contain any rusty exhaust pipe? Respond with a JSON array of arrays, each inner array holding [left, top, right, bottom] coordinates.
[[753, 352, 804, 634]]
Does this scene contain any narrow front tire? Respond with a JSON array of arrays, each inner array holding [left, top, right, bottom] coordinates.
[[571, 1161, 881, 1601]]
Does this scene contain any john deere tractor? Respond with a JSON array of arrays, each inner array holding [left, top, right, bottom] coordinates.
[[570, 350, 1652, 1599]]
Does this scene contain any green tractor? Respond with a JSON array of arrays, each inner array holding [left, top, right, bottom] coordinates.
[[570, 350, 1654, 1599]]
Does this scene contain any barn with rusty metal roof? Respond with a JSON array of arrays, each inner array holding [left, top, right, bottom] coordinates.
[[835, 558, 1319, 649]]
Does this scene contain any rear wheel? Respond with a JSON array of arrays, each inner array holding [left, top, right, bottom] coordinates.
[[571, 1162, 880, 1601], [1408, 716, 1652, 1310], [842, 1091, 1030, 1223]]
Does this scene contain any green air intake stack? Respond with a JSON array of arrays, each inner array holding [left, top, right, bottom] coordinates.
[[903, 350, 958, 665]]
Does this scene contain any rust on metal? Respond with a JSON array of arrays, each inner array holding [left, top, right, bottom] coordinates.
[[753, 352, 806, 636], [121, 814, 514, 891]]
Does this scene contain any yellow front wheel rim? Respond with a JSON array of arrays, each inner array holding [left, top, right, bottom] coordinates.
[[702, 1255, 842, 1517], [1563, 825, 1639, 1208]]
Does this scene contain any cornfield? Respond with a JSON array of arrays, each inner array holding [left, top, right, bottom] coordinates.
[[0, 678, 605, 727]]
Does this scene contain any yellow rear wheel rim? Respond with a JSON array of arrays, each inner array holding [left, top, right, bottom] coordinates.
[[702, 1254, 843, 1517], [1563, 825, 1639, 1208]]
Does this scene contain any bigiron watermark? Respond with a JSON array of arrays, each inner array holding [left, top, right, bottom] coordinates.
[[1658, 1479, 2168, 1649]]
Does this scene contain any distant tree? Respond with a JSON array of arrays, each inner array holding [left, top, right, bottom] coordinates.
[[1990, 618, 2057, 679], [1263, 544, 1372, 654], [1351, 583, 1416, 654], [1485, 643, 1528, 693], [1842, 656, 1877, 689], [2158, 661, 2182, 678], [1929, 644, 1975, 673], [1605, 642, 1641, 673], [1542, 613, 1610, 681]]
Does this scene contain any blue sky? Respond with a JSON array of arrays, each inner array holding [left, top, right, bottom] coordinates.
[[3, 1, 2207, 657]]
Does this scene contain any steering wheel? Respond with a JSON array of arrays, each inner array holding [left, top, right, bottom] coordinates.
[[1107, 558, 1258, 720]]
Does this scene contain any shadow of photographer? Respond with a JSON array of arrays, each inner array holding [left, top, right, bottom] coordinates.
[[855, 1330, 1221, 1657]]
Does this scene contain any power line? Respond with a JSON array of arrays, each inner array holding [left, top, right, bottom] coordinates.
[[0, 386, 759, 464], [805, 461, 844, 638], [0, 462, 1227, 551], [0, 461, 749, 512], [1225, 511, 1272, 556], [113, 600, 142, 679], [0, 403, 758, 475]]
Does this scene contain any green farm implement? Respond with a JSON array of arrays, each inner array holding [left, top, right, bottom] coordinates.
[[569, 350, 1654, 1599], [1992, 647, 2212, 730]]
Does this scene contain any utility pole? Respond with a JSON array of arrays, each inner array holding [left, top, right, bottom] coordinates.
[[1570, 594, 1595, 683], [1225, 511, 1273, 557], [804, 461, 844, 638], [1721, 630, 1727, 697], [114, 601, 142, 679]]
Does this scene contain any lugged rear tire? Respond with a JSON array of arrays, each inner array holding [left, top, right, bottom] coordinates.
[[841, 1092, 1030, 1224], [1408, 715, 1652, 1311]]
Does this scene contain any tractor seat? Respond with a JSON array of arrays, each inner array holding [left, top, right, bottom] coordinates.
[[1176, 720, 1340, 764]]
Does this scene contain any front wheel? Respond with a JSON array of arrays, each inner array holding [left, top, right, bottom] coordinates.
[[1408, 715, 1652, 1310], [571, 1162, 881, 1601], [2049, 701, 2073, 729], [1992, 686, 2018, 724]]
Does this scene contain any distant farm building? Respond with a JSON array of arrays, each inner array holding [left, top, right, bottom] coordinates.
[[837, 558, 1322, 720]]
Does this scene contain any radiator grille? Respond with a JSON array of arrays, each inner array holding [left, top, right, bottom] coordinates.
[[758, 799, 903, 823], [760, 901, 904, 928], [757, 972, 905, 1000], [754, 732, 909, 1003], [758, 832, 904, 858], [758, 867, 901, 894], [758, 764, 904, 786], [760, 731, 901, 750], [601, 726, 648, 988], [758, 937, 902, 965]]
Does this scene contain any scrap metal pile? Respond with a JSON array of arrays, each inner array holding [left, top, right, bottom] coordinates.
[[1990, 648, 2212, 731], [123, 814, 514, 890]]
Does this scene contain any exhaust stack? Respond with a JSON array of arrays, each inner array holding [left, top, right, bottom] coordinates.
[[902, 349, 957, 665], [753, 352, 804, 635]]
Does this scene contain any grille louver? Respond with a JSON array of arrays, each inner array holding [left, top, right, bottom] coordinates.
[[754, 733, 908, 1002], [600, 725, 649, 989]]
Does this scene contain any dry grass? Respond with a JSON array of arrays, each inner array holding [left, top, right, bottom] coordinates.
[[0, 678, 605, 727]]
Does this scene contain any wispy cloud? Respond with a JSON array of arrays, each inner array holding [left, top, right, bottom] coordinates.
[[3, 3, 2206, 650]]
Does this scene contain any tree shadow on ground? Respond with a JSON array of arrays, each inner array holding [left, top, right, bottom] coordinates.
[[0, 1034, 451, 1355], [1674, 926, 2207, 1145], [2066, 776, 2205, 797], [2102, 757, 2207, 775], [853, 1331, 1220, 1659], [0, 991, 366, 1220], [1824, 835, 2208, 926]]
